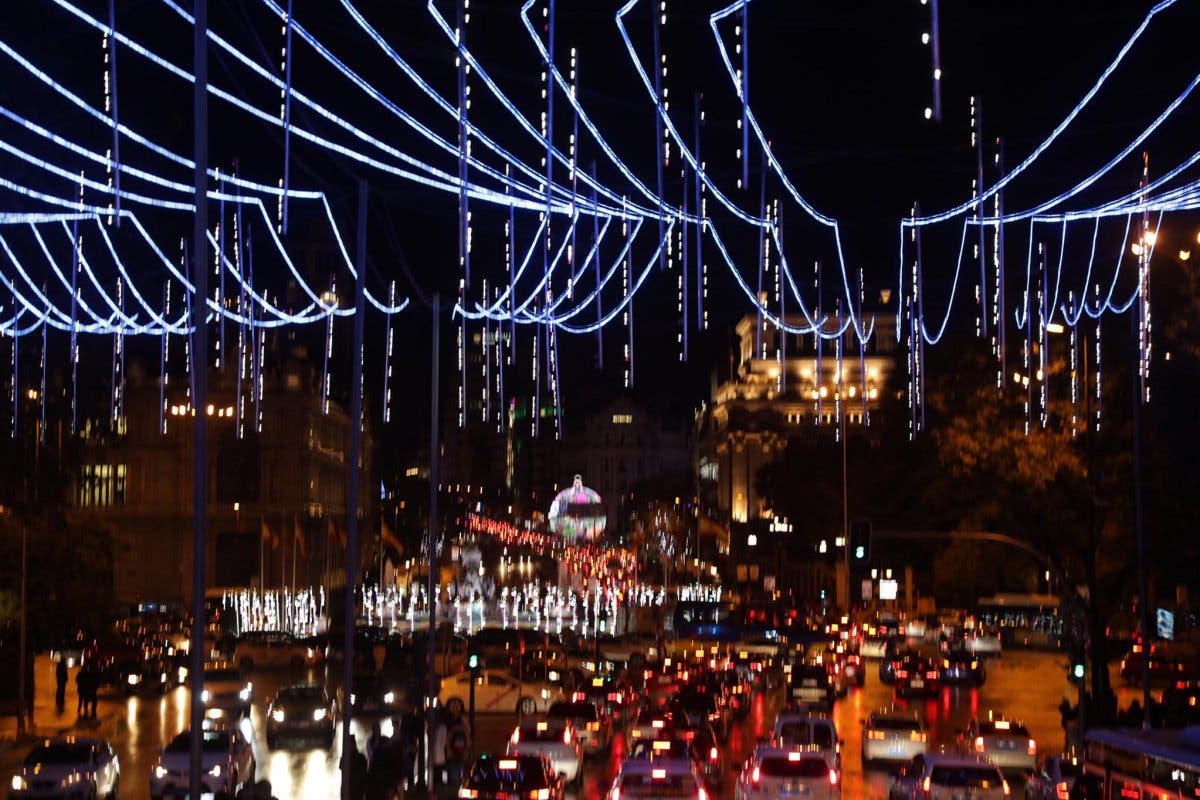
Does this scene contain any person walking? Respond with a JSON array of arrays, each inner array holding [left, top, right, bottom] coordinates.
[[55, 658, 69, 714], [82, 662, 100, 718]]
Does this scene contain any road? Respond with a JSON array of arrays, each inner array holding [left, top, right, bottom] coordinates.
[[1, 649, 1149, 798]]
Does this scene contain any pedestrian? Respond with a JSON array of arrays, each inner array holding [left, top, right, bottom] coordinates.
[[55, 657, 69, 714], [365, 720, 385, 766], [83, 662, 100, 717], [430, 711, 448, 788], [75, 662, 88, 716], [339, 735, 368, 800]]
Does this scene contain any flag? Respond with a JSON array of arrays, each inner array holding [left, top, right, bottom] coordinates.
[[261, 518, 279, 549], [294, 517, 307, 557], [381, 518, 403, 555], [327, 517, 346, 546]]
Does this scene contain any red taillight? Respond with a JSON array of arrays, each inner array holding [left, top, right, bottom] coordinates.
[[922, 775, 931, 794], [1055, 780, 1070, 800], [697, 788, 708, 800], [974, 736, 985, 753], [896, 669, 909, 679], [751, 766, 761, 784], [1002, 778, 1011, 797], [709, 746, 719, 762], [829, 769, 839, 786], [925, 671, 938, 680], [1027, 738, 1036, 756]]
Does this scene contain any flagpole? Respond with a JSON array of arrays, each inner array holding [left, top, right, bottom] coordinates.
[[292, 514, 298, 590], [259, 511, 264, 590]]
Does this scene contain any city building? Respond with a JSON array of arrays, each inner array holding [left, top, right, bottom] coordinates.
[[68, 354, 371, 604]]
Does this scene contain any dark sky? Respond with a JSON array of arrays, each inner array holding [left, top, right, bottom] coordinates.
[[3, 0, 1198, 447]]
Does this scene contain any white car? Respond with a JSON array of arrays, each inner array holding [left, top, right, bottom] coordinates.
[[772, 712, 841, 770], [439, 668, 562, 716], [233, 631, 319, 670], [609, 758, 708, 800], [860, 636, 890, 659], [10, 737, 120, 800], [195, 661, 253, 719], [862, 707, 929, 764], [149, 724, 255, 799], [736, 746, 839, 800], [964, 630, 1003, 656], [889, 752, 1009, 800], [963, 713, 1037, 772], [507, 717, 583, 784]]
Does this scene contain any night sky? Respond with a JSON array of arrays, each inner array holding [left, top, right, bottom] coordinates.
[[2, 0, 1198, 446]]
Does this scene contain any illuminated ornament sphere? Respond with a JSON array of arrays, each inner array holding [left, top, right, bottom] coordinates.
[[548, 475, 606, 543]]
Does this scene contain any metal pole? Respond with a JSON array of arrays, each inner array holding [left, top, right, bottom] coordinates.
[[341, 180, 367, 799], [188, 1, 209, 795], [1131, 309, 1152, 730], [17, 521, 26, 737], [425, 294, 441, 790]]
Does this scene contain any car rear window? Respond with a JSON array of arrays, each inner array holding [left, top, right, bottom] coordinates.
[[629, 740, 690, 760], [979, 722, 1029, 737], [760, 756, 829, 778], [166, 731, 229, 753], [25, 744, 92, 765], [465, 758, 548, 791], [931, 766, 1005, 788], [517, 722, 566, 742], [872, 717, 921, 731], [548, 702, 598, 720], [777, 722, 834, 747]]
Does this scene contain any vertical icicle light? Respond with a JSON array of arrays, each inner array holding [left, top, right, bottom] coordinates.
[[383, 281, 395, 424], [69, 216, 80, 436], [323, 279, 334, 415], [971, 96, 987, 340], [104, 1, 121, 225], [993, 139, 1006, 390], [835, 302, 843, 444], [111, 277, 124, 424], [8, 290, 17, 439], [1069, 292, 1078, 437], [181, 239, 191, 407], [1138, 152, 1152, 405], [694, 93, 706, 332], [39, 289, 47, 444], [278, 0, 294, 235], [622, 196, 632, 389], [815, 260, 823, 427], [1094, 283, 1102, 432], [1038, 243, 1047, 429], [482, 279, 490, 425], [235, 211, 248, 440], [159, 279, 170, 435]]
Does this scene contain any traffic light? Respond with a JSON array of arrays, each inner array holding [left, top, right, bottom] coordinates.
[[1068, 644, 1086, 683], [467, 638, 482, 675], [848, 519, 872, 570]]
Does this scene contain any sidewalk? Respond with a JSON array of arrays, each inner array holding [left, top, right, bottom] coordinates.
[[0, 654, 118, 752]]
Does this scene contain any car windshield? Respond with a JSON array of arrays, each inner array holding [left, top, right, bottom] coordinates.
[[760, 756, 829, 778], [931, 766, 1005, 788], [25, 744, 92, 765], [872, 717, 921, 731], [465, 758, 547, 791], [980, 721, 1029, 737], [166, 731, 229, 753], [618, 773, 700, 797], [777, 722, 834, 747], [280, 686, 326, 703], [548, 702, 598, 720]]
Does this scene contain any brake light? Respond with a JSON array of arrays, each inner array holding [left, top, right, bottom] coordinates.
[[587, 722, 600, 731], [1027, 738, 1036, 756], [651, 768, 666, 780], [910, 731, 926, 742], [458, 790, 478, 799], [697, 788, 708, 800], [709, 746, 719, 762], [974, 736, 985, 753], [925, 671, 938, 680], [511, 730, 520, 745], [563, 729, 572, 744], [923, 775, 931, 793], [527, 790, 549, 800], [751, 766, 761, 784], [829, 769, 839, 786], [1055, 780, 1070, 800], [868, 730, 885, 740], [896, 670, 908, 679], [1002, 778, 1011, 797]]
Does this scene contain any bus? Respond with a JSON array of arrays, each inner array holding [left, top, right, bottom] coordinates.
[[1083, 726, 1200, 799], [669, 601, 742, 642], [975, 593, 1063, 649]]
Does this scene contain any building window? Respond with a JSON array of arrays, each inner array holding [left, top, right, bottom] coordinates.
[[612, 414, 633, 424], [78, 464, 126, 507]]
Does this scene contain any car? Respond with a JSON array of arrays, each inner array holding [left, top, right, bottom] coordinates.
[[894, 655, 941, 697], [679, 724, 727, 789], [459, 754, 564, 800], [345, 672, 404, 716], [888, 752, 1010, 800], [1119, 643, 1199, 687], [440, 668, 562, 716], [787, 662, 837, 709], [861, 634, 890, 659], [735, 746, 839, 800], [1024, 753, 1083, 800], [668, 690, 729, 737], [149, 724, 255, 800], [628, 708, 677, 742], [233, 630, 320, 670], [962, 712, 1037, 772], [862, 707, 929, 765], [121, 656, 172, 696], [196, 661, 253, 719], [507, 717, 583, 784], [643, 670, 681, 709], [963, 628, 1003, 656], [1162, 680, 1200, 727], [772, 713, 841, 771], [609, 757, 708, 800], [265, 684, 337, 748], [578, 675, 633, 726], [940, 649, 987, 686], [839, 646, 867, 688], [547, 698, 611, 755], [879, 640, 914, 685], [10, 737, 120, 800]]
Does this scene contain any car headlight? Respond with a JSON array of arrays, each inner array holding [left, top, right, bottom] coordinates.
[[383, 692, 395, 705], [153, 766, 168, 780], [540, 689, 550, 699], [178, 666, 188, 681], [350, 693, 357, 705], [239, 687, 251, 701], [201, 689, 211, 703], [271, 709, 285, 723], [11, 775, 27, 791], [313, 708, 328, 722], [208, 764, 222, 777], [127, 674, 140, 685]]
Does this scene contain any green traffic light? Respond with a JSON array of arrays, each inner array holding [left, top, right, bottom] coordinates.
[[467, 654, 480, 670], [854, 545, 865, 559], [1073, 663, 1085, 679]]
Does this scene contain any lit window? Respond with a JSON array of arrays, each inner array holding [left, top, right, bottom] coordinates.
[[78, 464, 127, 507], [612, 414, 633, 424]]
